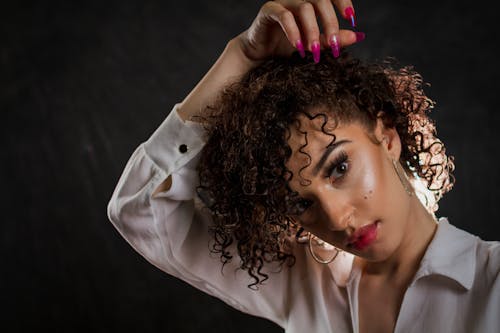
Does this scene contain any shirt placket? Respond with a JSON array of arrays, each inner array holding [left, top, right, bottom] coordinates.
[[346, 263, 362, 333]]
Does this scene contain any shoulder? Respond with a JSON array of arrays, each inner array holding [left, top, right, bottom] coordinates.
[[437, 219, 499, 291], [475, 239, 500, 282], [437, 219, 499, 283]]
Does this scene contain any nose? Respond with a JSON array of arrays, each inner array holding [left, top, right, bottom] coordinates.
[[316, 191, 354, 232]]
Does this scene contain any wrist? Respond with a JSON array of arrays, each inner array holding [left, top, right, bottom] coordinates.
[[227, 35, 263, 70]]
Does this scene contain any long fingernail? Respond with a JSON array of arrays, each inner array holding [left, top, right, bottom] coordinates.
[[355, 32, 366, 42], [312, 42, 320, 63], [345, 7, 356, 28], [330, 34, 340, 58], [296, 39, 305, 58]]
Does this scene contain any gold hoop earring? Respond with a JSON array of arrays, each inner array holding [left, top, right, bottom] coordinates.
[[392, 159, 413, 196], [308, 233, 341, 264]]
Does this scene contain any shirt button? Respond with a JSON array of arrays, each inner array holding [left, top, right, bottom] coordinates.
[[179, 144, 188, 153]]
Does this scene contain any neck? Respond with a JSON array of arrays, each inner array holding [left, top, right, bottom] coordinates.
[[357, 196, 438, 282]]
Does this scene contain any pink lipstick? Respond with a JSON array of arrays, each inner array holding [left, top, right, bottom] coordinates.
[[347, 221, 379, 250]]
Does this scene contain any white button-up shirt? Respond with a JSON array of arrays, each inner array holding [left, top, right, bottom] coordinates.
[[108, 105, 500, 332]]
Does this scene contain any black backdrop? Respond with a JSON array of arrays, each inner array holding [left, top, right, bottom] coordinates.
[[2, 0, 499, 332]]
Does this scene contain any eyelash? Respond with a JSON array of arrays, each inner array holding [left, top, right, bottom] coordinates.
[[324, 150, 349, 182]]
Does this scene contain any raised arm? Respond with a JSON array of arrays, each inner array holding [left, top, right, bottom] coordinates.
[[108, 0, 361, 328]]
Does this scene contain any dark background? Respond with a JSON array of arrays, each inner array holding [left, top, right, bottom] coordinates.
[[2, 0, 498, 332]]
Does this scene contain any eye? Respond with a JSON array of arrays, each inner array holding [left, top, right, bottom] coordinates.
[[330, 161, 348, 179], [291, 198, 313, 216], [297, 198, 313, 212], [325, 151, 349, 182]]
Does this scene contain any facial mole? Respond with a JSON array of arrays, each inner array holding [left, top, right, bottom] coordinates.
[[364, 195, 368, 199]]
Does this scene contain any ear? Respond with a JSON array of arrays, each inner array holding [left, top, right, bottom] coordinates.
[[373, 114, 402, 160]]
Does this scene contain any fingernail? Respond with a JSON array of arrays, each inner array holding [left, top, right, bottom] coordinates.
[[296, 39, 305, 58], [355, 32, 366, 42], [312, 42, 320, 63], [345, 7, 356, 28], [330, 34, 340, 58]]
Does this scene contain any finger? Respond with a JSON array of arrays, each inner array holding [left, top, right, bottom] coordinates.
[[309, 0, 341, 58], [295, 1, 322, 62], [338, 29, 364, 47], [262, 1, 305, 57], [318, 29, 363, 48], [333, 0, 356, 28]]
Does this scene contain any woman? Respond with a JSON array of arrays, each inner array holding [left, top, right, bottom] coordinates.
[[107, 1, 499, 332]]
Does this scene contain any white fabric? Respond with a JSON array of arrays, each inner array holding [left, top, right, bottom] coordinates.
[[107, 105, 500, 333]]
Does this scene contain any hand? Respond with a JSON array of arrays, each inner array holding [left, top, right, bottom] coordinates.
[[178, 0, 362, 121], [237, 0, 362, 63]]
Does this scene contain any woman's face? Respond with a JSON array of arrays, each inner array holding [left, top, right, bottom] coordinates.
[[286, 110, 413, 262]]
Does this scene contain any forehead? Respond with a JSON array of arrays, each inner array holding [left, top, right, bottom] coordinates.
[[287, 112, 370, 169]]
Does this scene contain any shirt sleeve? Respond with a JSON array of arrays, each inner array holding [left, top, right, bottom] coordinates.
[[106, 104, 291, 328]]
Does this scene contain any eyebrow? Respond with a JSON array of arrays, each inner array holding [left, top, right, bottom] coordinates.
[[312, 140, 352, 176]]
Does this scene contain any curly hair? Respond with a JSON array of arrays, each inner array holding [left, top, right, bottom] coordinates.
[[196, 50, 455, 288]]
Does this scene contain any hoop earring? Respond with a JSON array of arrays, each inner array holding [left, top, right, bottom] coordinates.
[[392, 159, 413, 196], [308, 233, 341, 264]]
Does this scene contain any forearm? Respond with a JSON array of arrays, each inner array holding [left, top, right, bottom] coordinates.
[[177, 36, 257, 122]]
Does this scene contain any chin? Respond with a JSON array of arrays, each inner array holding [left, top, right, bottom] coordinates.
[[350, 241, 396, 263]]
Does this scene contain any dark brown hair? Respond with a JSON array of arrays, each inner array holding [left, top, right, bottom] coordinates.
[[196, 50, 454, 288]]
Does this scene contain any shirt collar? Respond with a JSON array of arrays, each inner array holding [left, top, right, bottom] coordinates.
[[342, 217, 478, 290], [414, 217, 478, 290]]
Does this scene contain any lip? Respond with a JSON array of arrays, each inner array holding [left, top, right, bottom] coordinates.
[[346, 221, 380, 250]]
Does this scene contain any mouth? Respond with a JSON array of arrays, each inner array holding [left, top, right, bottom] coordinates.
[[346, 220, 380, 251]]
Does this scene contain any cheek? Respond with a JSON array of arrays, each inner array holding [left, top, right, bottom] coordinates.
[[354, 151, 388, 206], [356, 151, 412, 224]]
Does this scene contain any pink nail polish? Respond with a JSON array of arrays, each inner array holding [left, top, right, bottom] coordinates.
[[355, 32, 366, 42], [296, 39, 305, 58], [312, 42, 320, 63], [345, 7, 356, 28], [330, 34, 340, 58]]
